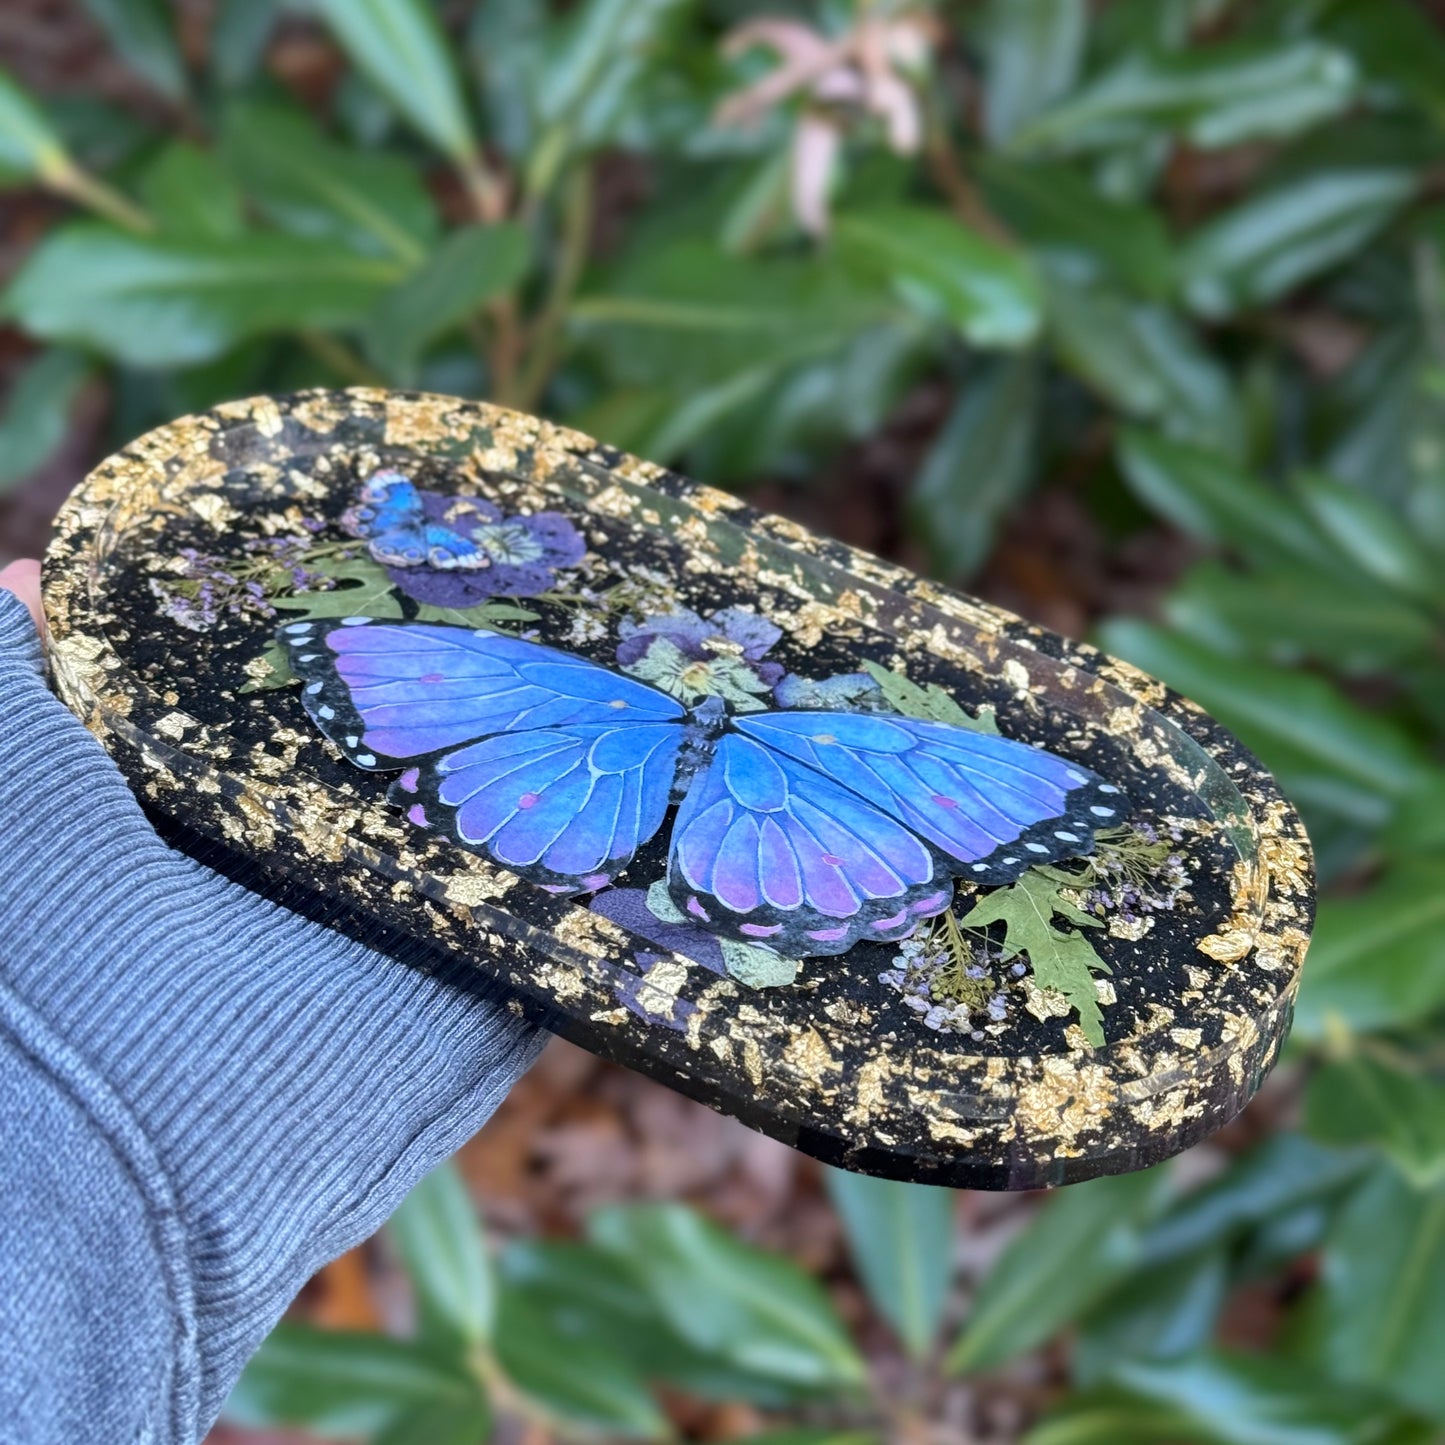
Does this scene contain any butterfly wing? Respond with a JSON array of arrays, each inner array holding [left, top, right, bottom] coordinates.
[[666, 732, 955, 956], [734, 711, 1124, 883], [394, 720, 683, 891], [344, 472, 492, 570], [278, 619, 687, 890]]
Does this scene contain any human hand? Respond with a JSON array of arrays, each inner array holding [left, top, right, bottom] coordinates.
[[0, 570, 542, 1443]]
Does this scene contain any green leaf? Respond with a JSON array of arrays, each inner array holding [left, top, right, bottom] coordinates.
[[220, 101, 439, 264], [909, 356, 1039, 579], [389, 1163, 494, 1346], [959, 871, 1109, 1046], [1304, 1170, 1445, 1422], [1027, 1351, 1432, 1445], [312, 0, 478, 164], [589, 1203, 867, 1391], [225, 1324, 479, 1435], [1321, 0, 1445, 127], [1294, 862, 1445, 1040], [1306, 1055, 1445, 1188], [238, 639, 296, 694], [0, 348, 90, 493], [273, 559, 406, 622], [1095, 620, 1431, 830], [978, 0, 1087, 145], [139, 142, 245, 240], [824, 1169, 954, 1359], [1117, 429, 1334, 567], [719, 938, 800, 988], [0, 67, 71, 184], [977, 156, 1173, 298], [1292, 471, 1441, 605], [3, 223, 404, 367], [211, 0, 280, 90], [833, 205, 1043, 349], [366, 223, 530, 382], [1164, 562, 1437, 675], [1049, 286, 1242, 456], [1136, 1132, 1366, 1266], [82, 0, 188, 102], [494, 1291, 670, 1440], [1013, 41, 1359, 154], [412, 600, 539, 628], [372, 1400, 493, 1445], [1182, 169, 1417, 318], [1072, 1248, 1228, 1384], [860, 660, 998, 733], [948, 1169, 1171, 1373]]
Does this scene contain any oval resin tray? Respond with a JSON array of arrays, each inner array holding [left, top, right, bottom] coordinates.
[[42, 389, 1313, 1188]]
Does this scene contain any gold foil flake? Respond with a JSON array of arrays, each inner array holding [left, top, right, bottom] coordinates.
[[443, 871, 514, 906], [1015, 1058, 1115, 1151], [1198, 928, 1257, 964], [783, 1027, 840, 1080], [1023, 980, 1073, 1021], [153, 711, 198, 741]]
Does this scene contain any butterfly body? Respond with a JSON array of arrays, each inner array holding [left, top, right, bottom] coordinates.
[[279, 618, 1125, 958]]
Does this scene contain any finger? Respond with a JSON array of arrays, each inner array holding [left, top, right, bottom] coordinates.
[[0, 559, 44, 636]]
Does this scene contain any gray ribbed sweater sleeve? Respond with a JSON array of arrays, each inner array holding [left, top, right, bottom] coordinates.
[[0, 590, 545, 1444]]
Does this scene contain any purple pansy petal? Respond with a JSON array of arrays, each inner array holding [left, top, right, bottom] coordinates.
[[590, 888, 728, 975], [709, 605, 782, 661]]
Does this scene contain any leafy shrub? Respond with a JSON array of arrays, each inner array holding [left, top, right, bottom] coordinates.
[[5, 0, 1445, 1440]]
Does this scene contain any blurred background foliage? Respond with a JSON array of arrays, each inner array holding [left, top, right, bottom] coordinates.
[[4, 0, 1445, 1440]]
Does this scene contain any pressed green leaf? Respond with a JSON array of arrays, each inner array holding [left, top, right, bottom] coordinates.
[[224, 1325, 478, 1435], [977, 156, 1173, 297], [1294, 861, 1445, 1040], [1182, 169, 1417, 318], [389, 1163, 494, 1346], [1096, 620, 1432, 830], [82, 0, 188, 102], [220, 101, 439, 264], [949, 1169, 1171, 1373], [1028, 1350, 1432, 1445], [1292, 471, 1441, 605], [860, 660, 997, 732], [825, 1169, 954, 1359], [1049, 287, 1242, 456], [139, 142, 245, 240], [273, 559, 406, 622], [910, 356, 1039, 579], [1118, 429, 1334, 567], [833, 205, 1043, 349], [978, 0, 1087, 145], [960, 871, 1110, 1045], [1306, 1055, 1445, 1188], [312, 0, 478, 163], [0, 67, 70, 184], [0, 348, 91, 493], [589, 1204, 867, 1391], [366, 223, 530, 382], [3, 223, 403, 367], [1305, 1170, 1445, 1422], [1014, 40, 1358, 154], [494, 1291, 669, 1439]]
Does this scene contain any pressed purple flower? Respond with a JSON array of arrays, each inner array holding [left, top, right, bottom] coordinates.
[[615, 606, 785, 707], [383, 491, 586, 607]]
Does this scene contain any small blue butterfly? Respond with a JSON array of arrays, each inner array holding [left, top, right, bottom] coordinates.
[[278, 621, 1126, 958], [343, 471, 491, 571]]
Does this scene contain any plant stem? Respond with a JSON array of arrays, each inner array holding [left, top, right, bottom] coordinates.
[[460, 151, 509, 225], [517, 163, 594, 411], [298, 331, 389, 387], [50, 162, 155, 233]]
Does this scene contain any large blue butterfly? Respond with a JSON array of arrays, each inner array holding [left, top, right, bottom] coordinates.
[[342, 471, 491, 570], [277, 619, 1126, 957]]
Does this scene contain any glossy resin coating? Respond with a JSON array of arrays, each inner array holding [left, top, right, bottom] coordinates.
[[42, 389, 1313, 1188]]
